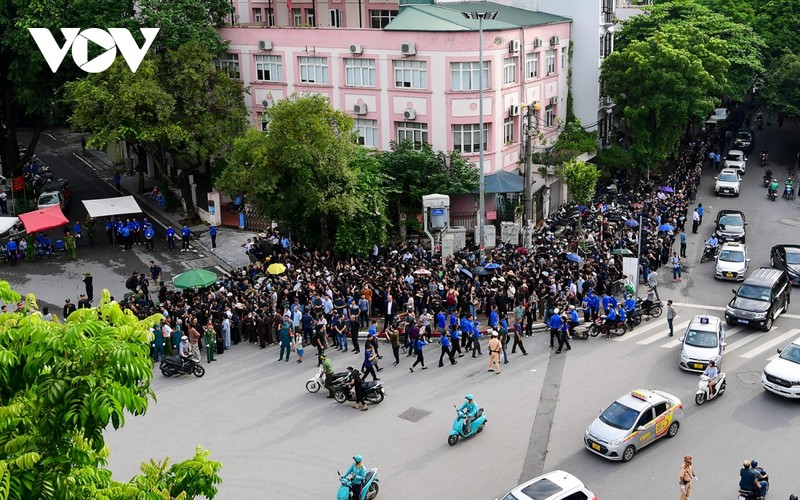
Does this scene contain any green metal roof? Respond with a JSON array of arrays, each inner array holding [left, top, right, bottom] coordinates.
[[384, 1, 570, 31]]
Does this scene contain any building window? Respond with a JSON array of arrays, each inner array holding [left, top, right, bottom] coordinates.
[[452, 123, 488, 154], [503, 117, 514, 144], [370, 10, 397, 29], [345, 58, 376, 87], [216, 53, 240, 79], [396, 122, 428, 149], [562, 50, 566, 69], [450, 61, 488, 91], [252, 7, 263, 23], [545, 49, 556, 75], [293, 8, 302, 26], [329, 9, 342, 27], [306, 8, 315, 26], [355, 118, 379, 147], [298, 56, 328, 84], [545, 104, 555, 128], [503, 57, 517, 85], [267, 8, 274, 26], [600, 32, 613, 59], [525, 52, 538, 79], [394, 60, 427, 89], [255, 55, 282, 82]]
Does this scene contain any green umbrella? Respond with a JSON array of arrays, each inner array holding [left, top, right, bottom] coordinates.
[[611, 248, 634, 256], [172, 268, 218, 289]]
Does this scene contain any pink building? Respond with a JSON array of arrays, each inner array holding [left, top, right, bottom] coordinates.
[[219, 1, 571, 175]]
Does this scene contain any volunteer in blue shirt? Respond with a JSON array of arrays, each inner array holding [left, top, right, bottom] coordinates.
[[436, 309, 446, 334], [343, 455, 368, 499], [450, 323, 462, 357], [604, 307, 618, 340], [120, 223, 131, 251], [181, 225, 191, 251], [6, 239, 18, 266], [165, 225, 176, 251], [548, 308, 563, 348], [470, 318, 482, 358], [209, 224, 217, 249], [438, 332, 456, 367], [144, 225, 155, 251], [409, 335, 427, 372], [625, 294, 637, 330], [569, 305, 580, 337]]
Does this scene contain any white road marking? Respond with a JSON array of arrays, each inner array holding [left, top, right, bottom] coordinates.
[[638, 320, 691, 345], [44, 132, 59, 142], [613, 317, 665, 342], [180, 261, 190, 269], [661, 338, 683, 348], [215, 265, 227, 274], [767, 354, 778, 361], [722, 330, 764, 353], [676, 303, 726, 312], [740, 329, 800, 359]]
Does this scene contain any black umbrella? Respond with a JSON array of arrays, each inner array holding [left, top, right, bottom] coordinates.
[[473, 267, 492, 276]]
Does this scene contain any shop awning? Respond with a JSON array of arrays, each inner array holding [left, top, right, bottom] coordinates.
[[0, 217, 20, 234], [482, 170, 524, 194], [18, 205, 69, 233], [82, 195, 142, 218]]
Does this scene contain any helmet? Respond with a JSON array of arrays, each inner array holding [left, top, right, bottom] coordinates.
[[554, 308, 560, 314], [465, 394, 474, 401], [790, 495, 797, 500], [353, 455, 363, 463], [774, 179, 778, 182], [347, 365, 354, 371], [181, 335, 188, 341], [751, 459, 758, 468]]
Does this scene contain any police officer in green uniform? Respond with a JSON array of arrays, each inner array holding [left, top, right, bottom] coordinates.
[[203, 320, 216, 364]]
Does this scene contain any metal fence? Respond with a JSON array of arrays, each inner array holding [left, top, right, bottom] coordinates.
[[243, 208, 272, 233]]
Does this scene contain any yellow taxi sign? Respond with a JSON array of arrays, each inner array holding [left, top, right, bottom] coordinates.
[[631, 390, 649, 401]]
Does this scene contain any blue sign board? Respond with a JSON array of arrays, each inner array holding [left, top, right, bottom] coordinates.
[[431, 208, 445, 215]]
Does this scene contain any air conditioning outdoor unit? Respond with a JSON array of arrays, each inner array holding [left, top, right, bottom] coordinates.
[[509, 40, 521, 53], [349, 44, 363, 54], [261, 99, 273, 108], [550, 96, 558, 105], [403, 108, 416, 120], [533, 37, 542, 48], [258, 40, 273, 50], [401, 42, 416, 55], [550, 36, 559, 46], [354, 103, 368, 115], [508, 104, 520, 117]]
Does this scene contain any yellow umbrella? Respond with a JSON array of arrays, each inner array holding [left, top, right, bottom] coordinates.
[[267, 263, 287, 275]]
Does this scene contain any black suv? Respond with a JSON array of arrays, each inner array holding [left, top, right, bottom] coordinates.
[[715, 210, 746, 243], [725, 267, 791, 331]]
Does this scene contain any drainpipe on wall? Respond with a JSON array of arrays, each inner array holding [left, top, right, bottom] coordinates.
[[358, 0, 363, 28]]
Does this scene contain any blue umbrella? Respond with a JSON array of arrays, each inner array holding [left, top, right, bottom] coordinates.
[[658, 223, 675, 232], [459, 268, 474, 279], [659, 186, 675, 193], [485, 263, 501, 269], [566, 253, 584, 264], [624, 219, 639, 227]]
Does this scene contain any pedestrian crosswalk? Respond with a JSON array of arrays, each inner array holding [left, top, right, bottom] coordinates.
[[611, 310, 800, 365]]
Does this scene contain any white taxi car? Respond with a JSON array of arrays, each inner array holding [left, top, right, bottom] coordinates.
[[715, 242, 749, 281], [584, 389, 683, 462], [497, 471, 597, 500], [762, 334, 800, 398], [679, 315, 725, 372]]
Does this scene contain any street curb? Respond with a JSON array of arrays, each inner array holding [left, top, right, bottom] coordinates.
[[72, 151, 236, 273]]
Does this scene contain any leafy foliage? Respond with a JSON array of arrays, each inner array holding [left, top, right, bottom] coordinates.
[[762, 51, 800, 117], [531, 119, 596, 167], [0, 281, 221, 499], [557, 159, 600, 206], [595, 144, 635, 175], [753, 0, 800, 61]]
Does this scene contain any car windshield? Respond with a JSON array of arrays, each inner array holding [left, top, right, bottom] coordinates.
[[599, 401, 639, 430], [779, 344, 800, 364], [737, 284, 770, 301], [726, 153, 742, 161], [685, 329, 718, 348], [517, 478, 563, 499], [719, 250, 744, 262], [719, 215, 743, 227], [786, 252, 800, 265], [718, 173, 738, 182], [736, 133, 751, 141], [38, 194, 58, 205]]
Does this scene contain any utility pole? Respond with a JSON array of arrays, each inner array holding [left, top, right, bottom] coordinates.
[[522, 101, 540, 249]]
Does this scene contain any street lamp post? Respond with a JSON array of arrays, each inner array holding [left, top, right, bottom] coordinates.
[[462, 10, 497, 253]]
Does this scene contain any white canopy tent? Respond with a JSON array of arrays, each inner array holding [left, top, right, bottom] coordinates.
[[82, 196, 142, 218], [0, 216, 20, 234]]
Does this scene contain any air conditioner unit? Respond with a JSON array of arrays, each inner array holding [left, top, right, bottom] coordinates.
[[349, 44, 363, 54], [403, 108, 416, 120], [533, 37, 542, 48], [353, 103, 368, 115], [550, 96, 558, 105], [401, 42, 416, 56], [258, 40, 273, 50], [550, 36, 560, 46], [508, 104, 520, 117], [261, 99, 273, 108], [509, 40, 521, 53]]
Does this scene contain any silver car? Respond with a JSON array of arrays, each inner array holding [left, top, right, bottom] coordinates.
[[679, 315, 726, 372], [715, 242, 749, 281], [724, 149, 747, 174], [584, 389, 683, 462]]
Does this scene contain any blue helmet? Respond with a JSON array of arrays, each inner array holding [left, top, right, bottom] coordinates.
[[465, 394, 474, 401], [751, 460, 758, 468], [353, 455, 363, 463]]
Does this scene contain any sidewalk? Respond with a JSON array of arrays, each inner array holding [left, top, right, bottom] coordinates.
[[59, 132, 254, 272]]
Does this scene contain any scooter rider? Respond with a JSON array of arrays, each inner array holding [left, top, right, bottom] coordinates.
[[458, 394, 479, 434], [603, 306, 618, 340], [739, 459, 768, 498], [784, 177, 794, 198], [761, 148, 769, 164], [769, 178, 780, 197], [703, 359, 719, 395], [763, 168, 773, 183], [624, 294, 637, 330], [321, 353, 336, 398], [178, 335, 191, 370], [750, 460, 769, 494], [343, 455, 367, 499]]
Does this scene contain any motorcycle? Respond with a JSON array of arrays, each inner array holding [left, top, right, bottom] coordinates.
[[738, 490, 765, 500], [700, 244, 719, 263], [333, 379, 386, 404], [783, 186, 795, 201], [768, 189, 778, 201], [695, 373, 727, 405], [763, 171, 773, 187], [448, 405, 487, 446], [337, 468, 380, 500], [587, 316, 627, 337], [160, 355, 205, 378], [761, 153, 768, 166], [757, 117, 763, 130], [306, 366, 348, 393], [629, 299, 664, 326]]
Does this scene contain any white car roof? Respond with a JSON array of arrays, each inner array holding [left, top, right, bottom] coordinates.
[[506, 470, 588, 500], [719, 168, 739, 175], [687, 315, 721, 332]]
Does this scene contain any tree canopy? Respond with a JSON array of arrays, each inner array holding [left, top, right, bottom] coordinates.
[[0, 282, 221, 499], [762, 51, 800, 118]]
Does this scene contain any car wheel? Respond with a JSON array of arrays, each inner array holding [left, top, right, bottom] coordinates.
[[621, 445, 636, 462], [764, 316, 773, 332], [667, 421, 680, 437]]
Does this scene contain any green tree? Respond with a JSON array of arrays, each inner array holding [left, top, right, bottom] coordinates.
[[137, 0, 233, 56], [557, 159, 600, 231], [763, 51, 800, 117], [617, 1, 765, 99], [216, 94, 387, 250], [0, 283, 222, 500], [753, 0, 800, 60]]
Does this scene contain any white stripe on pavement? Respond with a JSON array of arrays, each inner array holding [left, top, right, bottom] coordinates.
[[638, 320, 691, 345], [661, 338, 683, 348], [214, 265, 227, 274], [614, 317, 666, 342], [724, 331, 765, 353], [675, 303, 726, 312], [767, 354, 778, 361], [740, 329, 800, 359], [181, 261, 190, 269]]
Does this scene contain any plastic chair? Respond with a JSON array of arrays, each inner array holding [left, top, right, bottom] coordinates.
[[54, 240, 65, 252]]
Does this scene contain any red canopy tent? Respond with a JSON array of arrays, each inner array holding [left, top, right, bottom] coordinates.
[[17, 205, 69, 233]]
